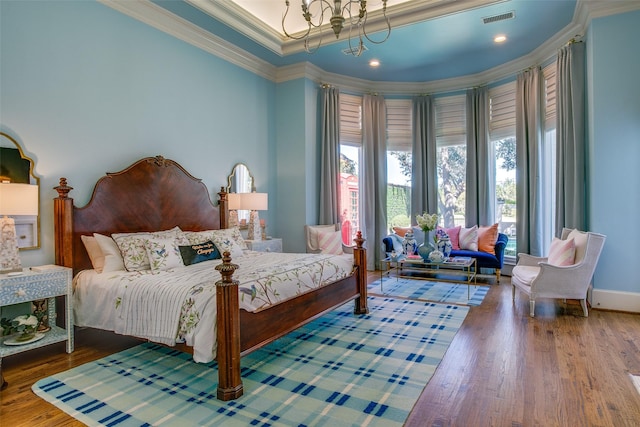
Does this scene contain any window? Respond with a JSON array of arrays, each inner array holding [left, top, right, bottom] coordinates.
[[386, 99, 412, 231], [541, 62, 557, 253], [339, 94, 362, 244], [435, 95, 466, 228], [489, 82, 517, 257]]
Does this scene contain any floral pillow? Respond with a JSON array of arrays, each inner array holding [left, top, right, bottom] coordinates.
[[112, 227, 189, 272], [144, 237, 185, 272], [199, 228, 245, 259], [184, 227, 247, 250]]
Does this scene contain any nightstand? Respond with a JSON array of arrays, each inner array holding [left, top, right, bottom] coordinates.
[[0, 265, 73, 389], [245, 238, 283, 253]]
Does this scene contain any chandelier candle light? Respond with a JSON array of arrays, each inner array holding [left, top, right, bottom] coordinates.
[[282, 0, 391, 56]]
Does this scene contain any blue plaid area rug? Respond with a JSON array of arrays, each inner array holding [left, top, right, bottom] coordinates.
[[32, 296, 468, 427], [368, 278, 489, 306]]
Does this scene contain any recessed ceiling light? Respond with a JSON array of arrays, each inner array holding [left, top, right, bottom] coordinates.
[[369, 59, 380, 67], [494, 35, 507, 43]]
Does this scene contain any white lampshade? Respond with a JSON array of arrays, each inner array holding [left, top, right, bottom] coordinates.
[[0, 183, 39, 216], [227, 193, 243, 210], [240, 192, 268, 211]]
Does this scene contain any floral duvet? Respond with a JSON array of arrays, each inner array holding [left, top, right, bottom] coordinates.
[[72, 251, 354, 362]]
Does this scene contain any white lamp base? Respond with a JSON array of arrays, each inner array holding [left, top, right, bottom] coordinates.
[[0, 216, 22, 273], [247, 210, 262, 240]]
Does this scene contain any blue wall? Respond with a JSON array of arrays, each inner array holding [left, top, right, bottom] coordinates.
[[1, 1, 278, 267], [588, 10, 640, 295]]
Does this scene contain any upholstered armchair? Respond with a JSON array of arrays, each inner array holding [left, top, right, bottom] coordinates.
[[511, 228, 606, 317]]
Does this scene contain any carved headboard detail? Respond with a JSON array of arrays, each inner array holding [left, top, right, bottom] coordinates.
[[54, 155, 227, 274]]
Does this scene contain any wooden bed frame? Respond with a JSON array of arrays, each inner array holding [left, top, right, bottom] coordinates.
[[53, 155, 368, 401]]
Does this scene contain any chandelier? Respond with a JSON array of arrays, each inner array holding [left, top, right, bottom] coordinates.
[[282, 0, 391, 57]]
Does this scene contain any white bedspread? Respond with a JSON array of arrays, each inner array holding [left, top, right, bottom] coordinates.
[[73, 251, 354, 362]]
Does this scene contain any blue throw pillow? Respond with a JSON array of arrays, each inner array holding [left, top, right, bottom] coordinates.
[[179, 241, 221, 266]]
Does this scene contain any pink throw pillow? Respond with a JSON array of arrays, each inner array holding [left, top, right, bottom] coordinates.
[[442, 226, 461, 250], [548, 237, 576, 266], [318, 230, 344, 255]]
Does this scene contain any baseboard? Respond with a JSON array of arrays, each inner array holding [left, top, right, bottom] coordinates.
[[590, 289, 640, 313]]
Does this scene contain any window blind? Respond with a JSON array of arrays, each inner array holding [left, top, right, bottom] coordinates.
[[386, 99, 412, 151], [543, 62, 556, 130], [435, 94, 466, 147], [339, 93, 362, 145], [489, 81, 516, 141]]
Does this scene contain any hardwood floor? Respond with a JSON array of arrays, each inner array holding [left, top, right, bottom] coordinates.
[[1, 274, 639, 426]]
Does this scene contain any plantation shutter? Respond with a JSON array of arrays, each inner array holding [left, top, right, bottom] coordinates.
[[435, 94, 466, 147], [543, 62, 557, 130], [489, 81, 516, 140], [339, 93, 362, 145], [386, 99, 412, 151]]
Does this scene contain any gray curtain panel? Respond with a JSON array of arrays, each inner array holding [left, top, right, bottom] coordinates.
[[362, 94, 387, 270], [555, 41, 586, 234], [411, 95, 438, 222], [516, 67, 545, 257], [465, 87, 494, 227], [319, 86, 340, 225]]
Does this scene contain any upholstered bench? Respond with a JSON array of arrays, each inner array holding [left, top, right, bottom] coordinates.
[[383, 228, 508, 282]]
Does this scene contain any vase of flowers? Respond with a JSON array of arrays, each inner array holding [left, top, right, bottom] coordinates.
[[2, 314, 39, 342], [416, 212, 439, 262]]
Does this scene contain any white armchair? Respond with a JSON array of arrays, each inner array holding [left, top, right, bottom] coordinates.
[[511, 228, 606, 317]]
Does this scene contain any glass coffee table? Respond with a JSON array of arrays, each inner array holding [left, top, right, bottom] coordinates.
[[381, 256, 477, 299]]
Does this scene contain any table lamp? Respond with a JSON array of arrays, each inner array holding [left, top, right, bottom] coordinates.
[[227, 193, 242, 228], [241, 192, 268, 240], [0, 182, 39, 273]]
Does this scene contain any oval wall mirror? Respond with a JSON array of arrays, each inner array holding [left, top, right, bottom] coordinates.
[[0, 132, 40, 250]]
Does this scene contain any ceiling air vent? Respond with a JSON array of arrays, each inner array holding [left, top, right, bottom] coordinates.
[[482, 11, 515, 24], [342, 44, 368, 56]]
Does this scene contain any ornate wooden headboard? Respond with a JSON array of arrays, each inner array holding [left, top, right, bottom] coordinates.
[[54, 155, 228, 274]]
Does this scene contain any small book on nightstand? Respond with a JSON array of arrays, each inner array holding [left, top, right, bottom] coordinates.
[[29, 264, 61, 272]]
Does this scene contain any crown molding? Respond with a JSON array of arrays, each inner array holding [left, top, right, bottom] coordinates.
[[98, 0, 278, 81], [185, 0, 285, 55], [101, 0, 640, 92]]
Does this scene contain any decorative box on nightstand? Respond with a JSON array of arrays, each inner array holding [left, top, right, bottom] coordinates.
[[1, 265, 74, 388], [245, 238, 283, 253]]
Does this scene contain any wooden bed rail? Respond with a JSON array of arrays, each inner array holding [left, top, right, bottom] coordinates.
[[214, 231, 368, 401]]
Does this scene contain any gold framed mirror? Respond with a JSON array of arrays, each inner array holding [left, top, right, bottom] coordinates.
[[0, 132, 40, 250], [226, 163, 255, 228], [226, 163, 255, 193]]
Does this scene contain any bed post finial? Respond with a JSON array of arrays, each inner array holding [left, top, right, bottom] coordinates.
[[353, 231, 368, 315], [215, 252, 243, 400], [54, 177, 73, 199]]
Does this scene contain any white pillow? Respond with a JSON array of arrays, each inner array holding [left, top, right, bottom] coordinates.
[[459, 226, 479, 251], [112, 227, 189, 271], [144, 237, 185, 271], [566, 229, 589, 263], [81, 235, 105, 273], [548, 237, 576, 266], [93, 233, 126, 273], [318, 230, 344, 255]]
